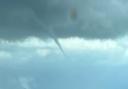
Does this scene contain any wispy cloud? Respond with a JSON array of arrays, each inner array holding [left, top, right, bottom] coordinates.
[[0, 51, 12, 59]]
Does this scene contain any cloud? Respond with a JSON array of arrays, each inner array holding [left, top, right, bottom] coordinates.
[[1, 36, 128, 66], [0, 0, 128, 40], [1, 37, 128, 89], [0, 51, 12, 59], [59, 38, 121, 51], [19, 77, 33, 89]]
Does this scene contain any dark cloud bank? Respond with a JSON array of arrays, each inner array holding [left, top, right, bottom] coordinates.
[[0, 0, 128, 40]]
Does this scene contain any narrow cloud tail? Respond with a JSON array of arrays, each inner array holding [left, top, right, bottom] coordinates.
[[49, 29, 66, 57], [34, 16, 66, 57]]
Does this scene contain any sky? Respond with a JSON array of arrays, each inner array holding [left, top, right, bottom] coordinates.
[[1, 0, 128, 89]]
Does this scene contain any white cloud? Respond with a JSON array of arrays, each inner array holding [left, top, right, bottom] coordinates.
[[19, 77, 33, 89], [1, 36, 128, 66], [0, 37, 124, 51], [16, 37, 54, 48], [0, 37, 55, 48], [0, 51, 12, 59], [59, 37, 123, 51], [36, 49, 51, 57]]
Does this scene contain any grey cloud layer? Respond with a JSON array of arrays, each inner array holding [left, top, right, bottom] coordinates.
[[0, 0, 128, 39]]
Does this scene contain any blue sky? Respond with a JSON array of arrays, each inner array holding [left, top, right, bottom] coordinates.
[[1, 37, 128, 89]]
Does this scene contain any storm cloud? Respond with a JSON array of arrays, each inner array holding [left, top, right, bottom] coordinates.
[[0, 0, 128, 40]]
